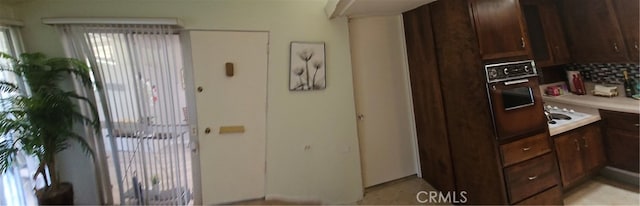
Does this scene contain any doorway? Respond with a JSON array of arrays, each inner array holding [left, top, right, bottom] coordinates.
[[349, 16, 420, 187], [82, 29, 192, 205]]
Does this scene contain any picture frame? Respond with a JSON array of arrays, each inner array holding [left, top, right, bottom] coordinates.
[[289, 41, 326, 91]]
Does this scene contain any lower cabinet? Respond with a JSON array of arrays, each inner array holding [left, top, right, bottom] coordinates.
[[553, 123, 606, 189], [500, 133, 562, 204], [504, 153, 559, 203], [600, 110, 640, 173]]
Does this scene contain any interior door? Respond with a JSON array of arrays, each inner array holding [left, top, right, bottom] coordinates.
[[349, 16, 418, 187], [188, 31, 268, 204]]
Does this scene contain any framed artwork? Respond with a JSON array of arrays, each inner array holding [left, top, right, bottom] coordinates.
[[289, 42, 326, 91]]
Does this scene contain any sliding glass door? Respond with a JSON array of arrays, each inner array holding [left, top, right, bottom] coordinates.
[[57, 24, 192, 205]]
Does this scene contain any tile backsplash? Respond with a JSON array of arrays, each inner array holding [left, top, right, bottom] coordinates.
[[566, 63, 640, 84]]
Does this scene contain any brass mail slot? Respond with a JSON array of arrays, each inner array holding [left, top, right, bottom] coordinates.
[[219, 125, 245, 134]]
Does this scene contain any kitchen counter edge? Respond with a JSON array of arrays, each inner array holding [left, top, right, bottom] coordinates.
[[542, 94, 639, 114]]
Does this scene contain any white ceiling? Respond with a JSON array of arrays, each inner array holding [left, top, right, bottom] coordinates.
[[328, 0, 436, 18]]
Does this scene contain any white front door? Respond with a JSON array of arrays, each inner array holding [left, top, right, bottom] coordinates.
[[188, 31, 268, 204]]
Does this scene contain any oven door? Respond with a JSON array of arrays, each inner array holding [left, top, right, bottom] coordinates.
[[488, 77, 547, 140]]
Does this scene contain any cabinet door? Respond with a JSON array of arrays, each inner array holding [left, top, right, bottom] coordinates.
[[613, 0, 640, 62], [553, 132, 584, 187], [561, 0, 628, 62], [604, 128, 640, 173], [600, 110, 640, 173], [540, 0, 570, 64], [470, 0, 531, 60], [580, 124, 607, 172], [520, 0, 570, 67]]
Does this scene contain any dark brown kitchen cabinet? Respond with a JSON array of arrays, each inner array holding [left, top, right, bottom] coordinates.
[[581, 125, 607, 172], [470, 0, 532, 60], [520, 0, 570, 67], [404, 1, 563, 204], [553, 123, 606, 189], [560, 0, 630, 63], [504, 153, 559, 204], [600, 110, 640, 173], [613, 0, 640, 62]]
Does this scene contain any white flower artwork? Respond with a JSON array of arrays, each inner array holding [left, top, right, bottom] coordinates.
[[290, 42, 326, 91]]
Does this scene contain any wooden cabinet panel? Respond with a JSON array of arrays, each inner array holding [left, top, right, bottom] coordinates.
[[604, 128, 640, 173], [580, 124, 607, 172], [505, 153, 558, 203], [520, 0, 570, 67], [516, 186, 563, 205], [554, 123, 608, 189], [403, 5, 456, 192], [560, 0, 629, 62], [600, 110, 640, 173], [501, 132, 551, 167], [600, 110, 640, 132], [613, 0, 640, 62], [554, 131, 584, 187], [470, 0, 531, 60]]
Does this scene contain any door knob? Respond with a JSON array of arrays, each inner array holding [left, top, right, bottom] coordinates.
[[357, 114, 364, 120], [204, 127, 211, 134], [197, 86, 203, 93]]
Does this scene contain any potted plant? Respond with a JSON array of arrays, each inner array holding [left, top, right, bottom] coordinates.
[[0, 52, 100, 204]]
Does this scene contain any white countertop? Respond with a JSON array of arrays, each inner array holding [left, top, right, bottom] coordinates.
[[540, 82, 638, 136], [547, 111, 601, 136], [541, 82, 640, 114], [543, 94, 639, 114]]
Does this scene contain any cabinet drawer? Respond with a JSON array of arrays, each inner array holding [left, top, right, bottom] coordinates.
[[516, 186, 562, 205], [501, 133, 551, 166], [505, 153, 559, 204], [600, 110, 640, 132]]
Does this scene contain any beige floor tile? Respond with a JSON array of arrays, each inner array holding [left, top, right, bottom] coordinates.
[[564, 176, 639, 205]]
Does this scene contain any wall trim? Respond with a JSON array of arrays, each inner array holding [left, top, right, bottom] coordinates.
[[41, 17, 182, 26], [0, 18, 23, 26]]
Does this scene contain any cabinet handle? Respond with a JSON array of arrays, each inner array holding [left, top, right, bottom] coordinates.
[[528, 175, 538, 181], [574, 139, 580, 151], [522, 147, 531, 151], [582, 137, 588, 148], [634, 42, 639, 50], [613, 42, 620, 52], [634, 123, 639, 127], [521, 37, 526, 48]]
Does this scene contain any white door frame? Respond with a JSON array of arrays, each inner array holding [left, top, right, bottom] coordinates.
[[179, 31, 202, 205], [179, 29, 270, 205]]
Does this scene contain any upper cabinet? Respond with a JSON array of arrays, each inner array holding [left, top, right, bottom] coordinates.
[[520, 0, 570, 67], [613, 0, 640, 62], [470, 0, 532, 60], [560, 0, 638, 63]]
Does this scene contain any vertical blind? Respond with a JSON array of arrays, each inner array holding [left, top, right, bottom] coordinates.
[[55, 23, 191, 205], [0, 25, 40, 206]]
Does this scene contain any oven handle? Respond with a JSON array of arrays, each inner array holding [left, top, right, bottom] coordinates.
[[504, 79, 529, 86]]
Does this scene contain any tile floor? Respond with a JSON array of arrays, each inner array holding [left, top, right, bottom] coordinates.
[[563, 176, 639, 205], [239, 175, 639, 205]]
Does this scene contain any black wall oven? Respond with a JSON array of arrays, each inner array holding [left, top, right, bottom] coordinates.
[[486, 60, 547, 140]]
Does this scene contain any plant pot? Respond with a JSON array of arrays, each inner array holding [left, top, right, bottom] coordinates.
[[36, 182, 74, 205]]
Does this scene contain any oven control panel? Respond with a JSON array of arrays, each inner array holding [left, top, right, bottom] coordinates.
[[485, 60, 538, 83]]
